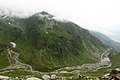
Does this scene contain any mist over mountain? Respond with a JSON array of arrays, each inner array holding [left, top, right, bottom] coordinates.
[[90, 31, 120, 50], [3, 8, 119, 43], [0, 7, 35, 18], [0, 7, 120, 43], [106, 26, 120, 42]]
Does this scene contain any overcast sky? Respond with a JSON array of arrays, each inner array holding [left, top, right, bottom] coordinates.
[[0, 0, 120, 42]]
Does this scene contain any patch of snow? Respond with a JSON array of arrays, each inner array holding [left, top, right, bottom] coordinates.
[[3, 15, 7, 19], [10, 42, 16, 48], [45, 32, 48, 34], [8, 22, 11, 25]]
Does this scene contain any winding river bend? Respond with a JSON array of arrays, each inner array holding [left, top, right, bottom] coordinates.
[[54, 49, 112, 73], [81, 49, 111, 71]]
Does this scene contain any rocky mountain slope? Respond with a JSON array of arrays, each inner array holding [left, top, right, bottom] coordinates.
[[0, 11, 106, 71], [90, 31, 120, 50]]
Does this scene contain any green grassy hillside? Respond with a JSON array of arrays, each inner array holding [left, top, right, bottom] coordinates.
[[0, 12, 106, 71], [109, 51, 120, 68]]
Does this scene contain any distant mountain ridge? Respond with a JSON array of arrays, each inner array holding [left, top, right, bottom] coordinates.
[[90, 31, 120, 50], [0, 11, 106, 71]]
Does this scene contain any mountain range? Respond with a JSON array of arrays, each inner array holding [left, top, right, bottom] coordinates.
[[90, 31, 120, 50]]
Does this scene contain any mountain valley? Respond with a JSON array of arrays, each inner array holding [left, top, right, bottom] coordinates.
[[0, 11, 120, 80]]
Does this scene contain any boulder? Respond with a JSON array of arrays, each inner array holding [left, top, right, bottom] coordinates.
[[51, 74, 57, 80], [42, 74, 50, 80]]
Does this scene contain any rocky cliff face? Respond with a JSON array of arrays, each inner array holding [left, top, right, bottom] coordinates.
[[0, 11, 106, 71]]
